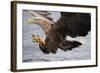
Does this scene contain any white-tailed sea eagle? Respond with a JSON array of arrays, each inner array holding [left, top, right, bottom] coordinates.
[[27, 11, 91, 54]]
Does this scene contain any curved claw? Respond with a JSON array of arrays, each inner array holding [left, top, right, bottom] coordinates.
[[32, 34, 45, 45]]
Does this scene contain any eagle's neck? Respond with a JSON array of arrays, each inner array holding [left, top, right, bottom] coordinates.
[[37, 19, 54, 34]]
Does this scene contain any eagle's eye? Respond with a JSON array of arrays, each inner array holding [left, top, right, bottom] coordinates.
[[34, 18, 40, 21], [33, 19, 36, 20]]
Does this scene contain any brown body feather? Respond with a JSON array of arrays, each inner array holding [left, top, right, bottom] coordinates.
[[28, 11, 91, 54]]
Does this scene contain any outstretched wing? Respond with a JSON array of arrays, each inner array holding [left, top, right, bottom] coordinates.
[[56, 12, 91, 37], [35, 11, 53, 21]]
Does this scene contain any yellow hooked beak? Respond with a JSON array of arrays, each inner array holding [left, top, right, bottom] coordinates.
[[27, 18, 34, 24]]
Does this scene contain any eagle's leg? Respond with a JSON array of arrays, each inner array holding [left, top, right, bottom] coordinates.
[[44, 36, 58, 54], [59, 40, 82, 51]]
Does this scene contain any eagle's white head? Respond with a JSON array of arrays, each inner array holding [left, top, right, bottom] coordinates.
[[28, 17, 54, 34], [28, 17, 47, 25]]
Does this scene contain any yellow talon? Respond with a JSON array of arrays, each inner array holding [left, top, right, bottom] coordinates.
[[32, 34, 45, 45]]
